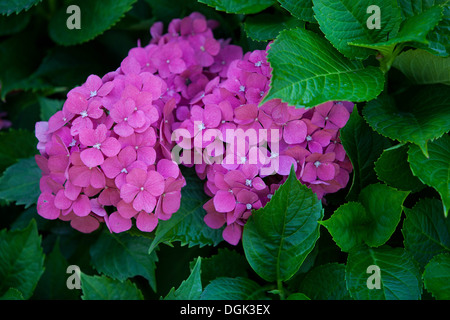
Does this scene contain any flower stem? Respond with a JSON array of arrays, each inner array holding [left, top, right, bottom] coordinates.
[[277, 279, 285, 300]]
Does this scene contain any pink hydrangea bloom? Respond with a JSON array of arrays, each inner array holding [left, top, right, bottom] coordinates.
[[34, 12, 353, 246]]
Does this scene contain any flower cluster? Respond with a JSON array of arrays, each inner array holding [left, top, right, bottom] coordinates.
[[169, 48, 354, 245], [35, 12, 353, 245], [34, 12, 240, 234]]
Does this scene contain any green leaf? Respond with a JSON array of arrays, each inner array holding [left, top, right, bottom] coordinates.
[[201, 277, 268, 300], [398, 0, 450, 57], [144, 0, 240, 37], [423, 253, 450, 300], [49, 0, 137, 46], [349, 5, 444, 57], [263, 28, 385, 108], [402, 198, 450, 268], [242, 168, 323, 282], [164, 257, 202, 300], [0, 0, 41, 15], [244, 14, 304, 42], [393, 49, 450, 85], [340, 107, 392, 200], [321, 184, 409, 252], [346, 245, 422, 300], [286, 292, 310, 300], [0, 11, 31, 36], [426, 5, 450, 56], [30, 45, 113, 89], [0, 220, 45, 299], [408, 135, 450, 217], [320, 202, 368, 252], [193, 248, 249, 286], [0, 32, 47, 99], [38, 97, 64, 121], [278, 0, 315, 23], [0, 157, 41, 208], [80, 273, 144, 300], [398, 0, 447, 17], [357, 184, 409, 245], [33, 240, 79, 300], [298, 263, 350, 300], [148, 168, 222, 253], [375, 144, 425, 192], [363, 86, 450, 157], [0, 129, 37, 172], [312, 0, 402, 59], [198, 0, 276, 14], [0, 287, 24, 300], [89, 230, 158, 291]]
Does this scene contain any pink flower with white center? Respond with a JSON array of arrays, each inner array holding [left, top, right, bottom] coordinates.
[[68, 152, 106, 189], [210, 44, 243, 77], [69, 74, 114, 101], [119, 128, 157, 165], [282, 145, 311, 178], [311, 101, 351, 129], [101, 146, 147, 189], [155, 176, 184, 221], [54, 188, 91, 217], [243, 73, 269, 105], [300, 119, 334, 154], [223, 164, 266, 191], [47, 108, 75, 134], [120, 168, 165, 213], [64, 92, 104, 135], [270, 102, 308, 144], [152, 42, 187, 78], [237, 49, 271, 77], [222, 69, 267, 102], [230, 189, 262, 224], [110, 98, 149, 137], [325, 134, 347, 162], [190, 34, 221, 67], [98, 178, 121, 207], [191, 76, 220, 105], [210, 169, 238, 213], [261, 183, 281, 207], [233, 103, 273, 140], [79, 124, 121, 167], [127, 46, 158, 74], [301, 152, 339, 183]]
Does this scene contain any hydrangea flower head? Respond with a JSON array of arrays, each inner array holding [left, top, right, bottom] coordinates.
[[34, 12, 353, 247]]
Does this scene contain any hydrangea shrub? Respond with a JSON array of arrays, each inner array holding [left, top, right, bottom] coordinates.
[[0, 0, 449, 302]]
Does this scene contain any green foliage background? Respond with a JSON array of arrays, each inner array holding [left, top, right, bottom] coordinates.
[[0, 0, 449, 301]]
